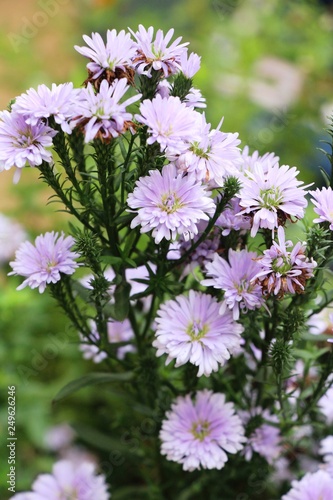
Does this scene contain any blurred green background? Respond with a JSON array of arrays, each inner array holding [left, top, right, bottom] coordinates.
[[0, 0, 333, 497]]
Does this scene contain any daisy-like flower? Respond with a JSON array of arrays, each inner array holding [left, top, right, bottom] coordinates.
[[238, 145, 279, 175], [215, 197, 251, 236], [237, 161, 308, 237], [9, 231, 79, 293], [318, 383, 333, 425], [169, 114, 241, 186], [0, 110, 56, 183], [12, 83, 78, 134], [130, 25, 188, 77], [202, 249, 264, 320], [310, 186, 333, 230], [72, 79, 141, 143], [159, 389, 246, 471], [254, 226, 316, 298], [179, 51, 201, 78], [156, 80, 206, 110], [282, 469, 333, 500], [319, 436, 333, 462], [135, 94, 201, 154], [127, 163, 215, 244], [80, 318, 135, 363], [308, 306, 333, 336], [240, 408, 282, 464], [0, 214, 26, 264], [74, 29, 136, 84], [11, 459, 110, 500], [153, 290, 243, 377]]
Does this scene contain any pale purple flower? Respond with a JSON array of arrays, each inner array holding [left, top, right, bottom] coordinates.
[[179, 51, 201, 78], [72, 79, 141, 143], [254, 226, 316, 298], [156, 80, 206, 110], [318, 383, 333, 425], [10, 459, 110, 500], [319, 436, 333, 462], [238, 145, 279, 175], [80, 318, 135, 362], [153, 290, 243, 377], [9, 231, 79, 293], [202, 249, 264, 320], [127, 163, 215, 244], [135, 94, 201, 154], [237, 161, 308, 237], [310, 186, 333, 230], [0, 214, 26, 264], [215, 197, 251, 236], [130, 25, 188, 77], [44, 424, 76, 452], [169, 114, 241, 186], [159, 389, 246, 471], [74, 29, 136, 79], [282, 469, 333, 500], [12, 83, 78, 134], [0, 110, 56, 183], [308, 307, 333, 336]]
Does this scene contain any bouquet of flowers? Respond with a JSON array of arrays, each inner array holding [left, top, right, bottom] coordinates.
[[3, 25, 333, 499]]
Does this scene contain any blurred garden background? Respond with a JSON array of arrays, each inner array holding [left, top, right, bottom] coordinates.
[[0, 0, 333, 498]]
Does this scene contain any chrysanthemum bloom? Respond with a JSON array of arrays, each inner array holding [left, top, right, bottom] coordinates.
[[0, 214, 26, 264], [215, 197, 251, 236], [238, 145, 279, 175], [319, 436, 333, 462], [80, 318, 135, 363], [11, 459, 110, 500], [136, 94, 201, 154], [71, 79, 141, 143], [127, 163, 215, 244], [253, 226, 316, 298], [318, 383, 333, 425], [153, 290, 243, 377], [0, 110, 56, 183], [12, 83, 78, 134], [240, 408, 282, 464], [74, 29, 136, 85], [202, 249, 264, 320], [237, 161, 308, 237], [159, 389, 246, 471], [169, 114, 241, 186], [282, 469, 333, 500], [310, 186, 333, 230], [9, 232, 79, 293], [130, 25, 188, 77]]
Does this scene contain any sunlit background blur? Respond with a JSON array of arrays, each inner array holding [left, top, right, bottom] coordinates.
[[0, 0, 333, 496]]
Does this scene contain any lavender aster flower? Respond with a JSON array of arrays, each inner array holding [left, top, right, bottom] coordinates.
[[74, 29, 136, 82], [130, 25, 188, 77], [319, 436, 333, 462], [11, 459, 110, 500], [153, 290, 243, 377], [156, 80, 206, 110], [0, 214, 26, 264], [254, 226, 316, 298], [282, 469, 333, 500], [12, 83, 77, 134], [9, 231, 79, 293], [0, 111, 56, 183], [237, 161, 308, 237], [136, 94, 201, 154], [159, 389, 246, 471], [202, 249, 264, 320], [72, 79, 141, 143], [215, 197, 251, 236], [240, 408, 282, 464], [179, 51, 201, 78], [169, 114, 241, 186], [238, 145, 279, 175], [80, 318, 135, 363], [318, 384, 333, 424], [310, 186, 333, 230], [127, 163, 215, 244]]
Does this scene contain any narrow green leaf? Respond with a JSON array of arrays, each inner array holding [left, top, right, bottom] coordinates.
[[53, 371, 133, 403]]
